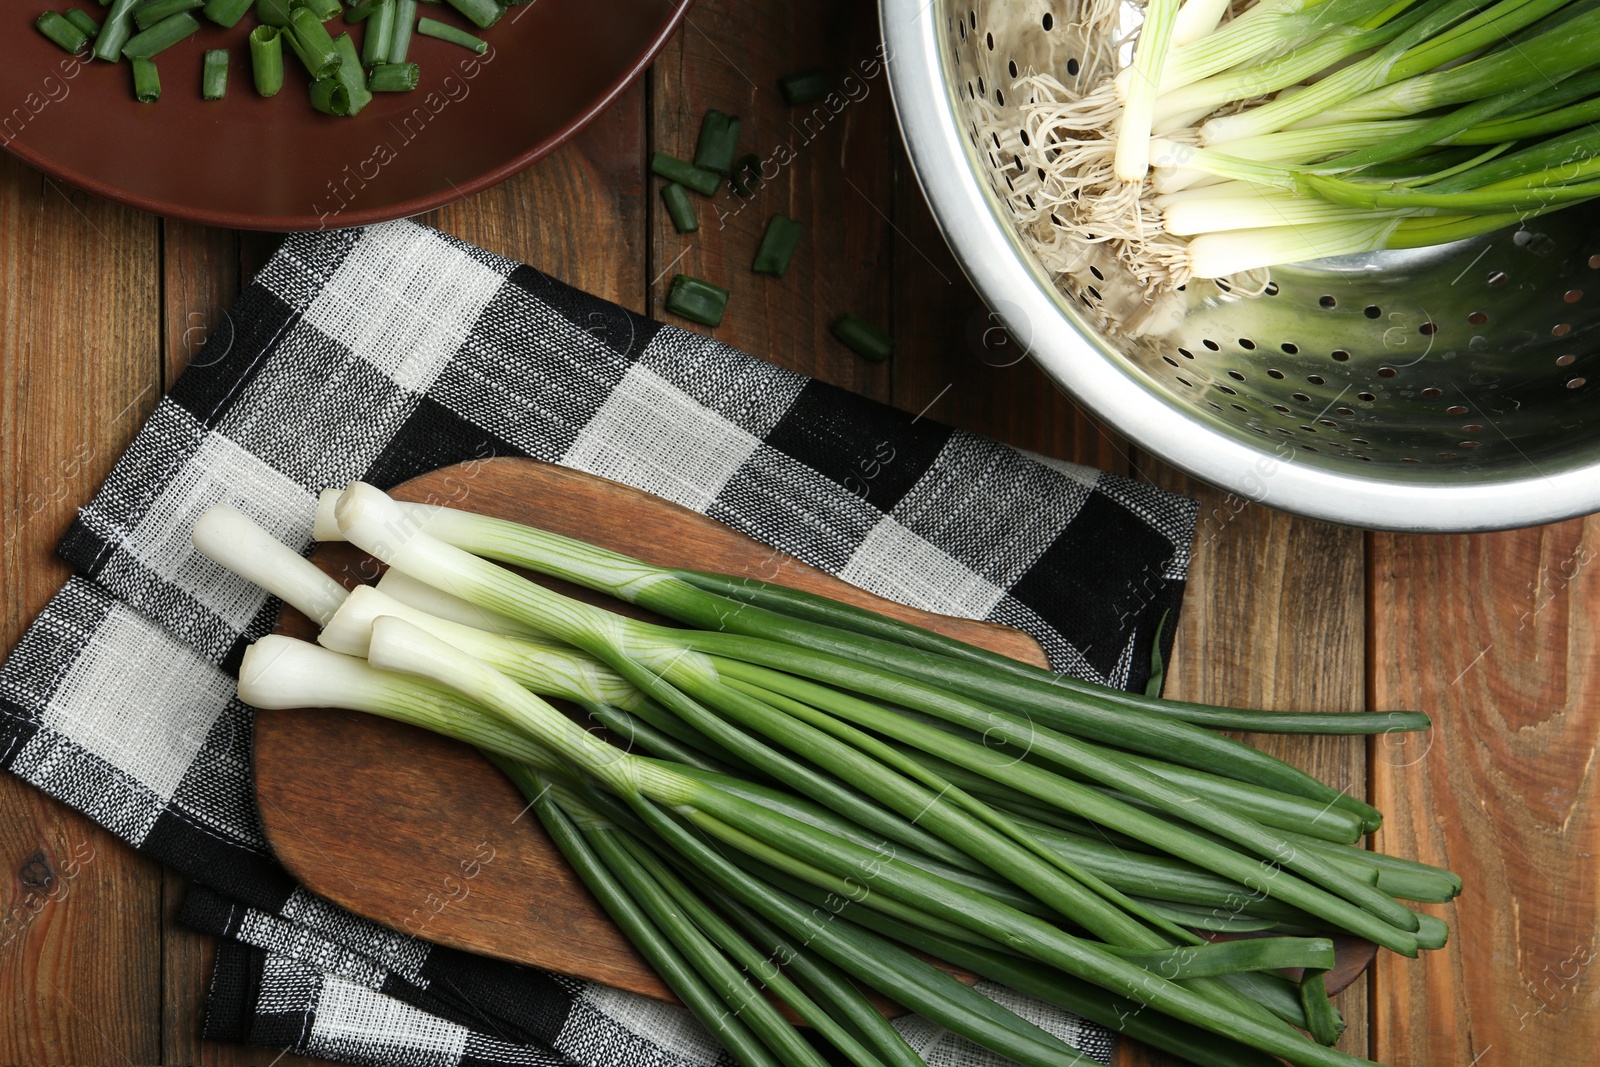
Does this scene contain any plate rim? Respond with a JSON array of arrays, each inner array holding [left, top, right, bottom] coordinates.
[[2, 1, 692, 231]]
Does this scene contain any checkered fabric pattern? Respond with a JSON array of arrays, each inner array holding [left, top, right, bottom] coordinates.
[[0, 220, 1195, 1067]]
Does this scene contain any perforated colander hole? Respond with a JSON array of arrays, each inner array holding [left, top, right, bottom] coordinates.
[[1265, 282, 1280, 296], [1217, 384, 1238, 395], [1207, 402, 1223, 411], [1468, 311, 1488, 324], [1553, 323, 1573, 337], [996, 90, 1005, 105], [1301, 445, 1319, 452], [1238, 338, 1256, 350], [1364, 305, 1382, 319], [1318, 419, 1338, 428], [1459, 441, 1483, 449], [1377, 367, 1397, 378], [1291, 392, 1311, 403], [1232, 404, 1248, 413], [1272, 404, 1291, 414], [1358, 392, 1377, 402], [1089, 264, 1105, 281], [1402, 457, 1421, 464], [1267, 368, 1285, 379], [1018, 127, 1030, 146], [1331, 350, 1351, 362], [1202, 339, 1220, 351], [1355, 455, 1372, 461], [1351, 438, 1369, 445], [1421, 387, 1442, 398], [1319, 295, 1337, 309], [1488, 271, 1509, 286], [969, 9, 976, 28], [1557, 354, 1576, 366], [977, 76, 985, 95], [1462, 424, 1483, 433], [1176, 376, 1193, 388], [1566, 289, 1585, 304], [1065, 56, 1078, 75], [1299, 425, 1317, 433], [1307, 374, 1325, 385], [1419, 322, 1438, 335], [1336, 406, 1356, 416], [1228, 370, 1245, 381], [1590, 253, 1600, 269], [1276, 427, 1294, 436], [1163, 355, 1179, 367], [1281, 342, 1299, 354], [1008, 60, 1017, 77], [1569, 377, 1589, 389], [1437, 452, 1457, 459], [1446, 404, 1468, 414], [1177, 347, 1194, 359]]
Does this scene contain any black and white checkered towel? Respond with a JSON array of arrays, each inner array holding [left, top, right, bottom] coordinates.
[[0, 220, 1197, 1067]]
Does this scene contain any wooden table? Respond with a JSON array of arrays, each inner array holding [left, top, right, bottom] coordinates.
[[2, 3, 1595, 1064]]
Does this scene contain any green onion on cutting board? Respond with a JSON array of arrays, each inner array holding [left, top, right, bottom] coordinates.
[[193, 482, 1458, 1067]]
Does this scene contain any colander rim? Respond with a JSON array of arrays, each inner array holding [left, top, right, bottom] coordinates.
[[879, 0, 1600, 533]]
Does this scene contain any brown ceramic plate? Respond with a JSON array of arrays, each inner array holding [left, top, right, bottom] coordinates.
[[0, 1, 688, 229]]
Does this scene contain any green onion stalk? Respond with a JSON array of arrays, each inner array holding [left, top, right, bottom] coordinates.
[[1007, 0, 1600, 287], [208, 486, 1462, 1067]]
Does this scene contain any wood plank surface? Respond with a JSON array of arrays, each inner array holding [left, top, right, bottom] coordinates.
[[2, 0, 1595, 1061], [0, 154, 166, 1065], [649, 0, 894, 398], [1118, 463, 1372, 1066], [1370, 521, 1600, 1065]]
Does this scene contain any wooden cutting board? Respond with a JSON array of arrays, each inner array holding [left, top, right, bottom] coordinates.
[[253, 458, 1374, 1005]]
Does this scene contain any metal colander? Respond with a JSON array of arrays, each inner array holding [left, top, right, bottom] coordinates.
[[881, 0, 1600, 531]]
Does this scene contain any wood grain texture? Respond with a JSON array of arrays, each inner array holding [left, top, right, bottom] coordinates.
[[253, 461, 1046, 1000], [1370, 520, 1600, 1066], [888, 150, 1131, 474], [1119, 460, 1372, 1066], [649, 0, 894, 398], [0, 154, 165, 1064]]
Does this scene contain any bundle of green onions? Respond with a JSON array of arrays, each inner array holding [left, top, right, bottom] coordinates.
[[1013, 0, 1600, 288], [199, 484, 1458, 1067]]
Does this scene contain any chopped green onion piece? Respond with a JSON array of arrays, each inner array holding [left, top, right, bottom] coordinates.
[[300, 0, 341, 19], [650, 152, 720, 197], [443, 0, 501, 28], [63, 8, 100, 37], [386, 0, 416, 63], [36, 11, 90, 53], [332, 32, 371, 115], [287, 5, 342, 79], [368, 61, 419, 92], [693, 108, 740, 175], [201, 48, 229, 100], [131, 56, 160, 102], [665, 274, 729, 327], [200, 0, 251, 27], [752, 214, 802, 277], [660, 183, 699, 233], [361, 0, 394, 67], [120, 11, 199, 58], [93, 0, 138, 61], [416, 15, 485, 52], [779, 67, 832, 105], [830, 313, 893, 362], [253, 0, 292, 25], [133, 0, 202, 32], [249, 24, 283, 96], [309, 76, 351, 116], [342, 0, 378, 22], [730, 153, 764, 198]]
